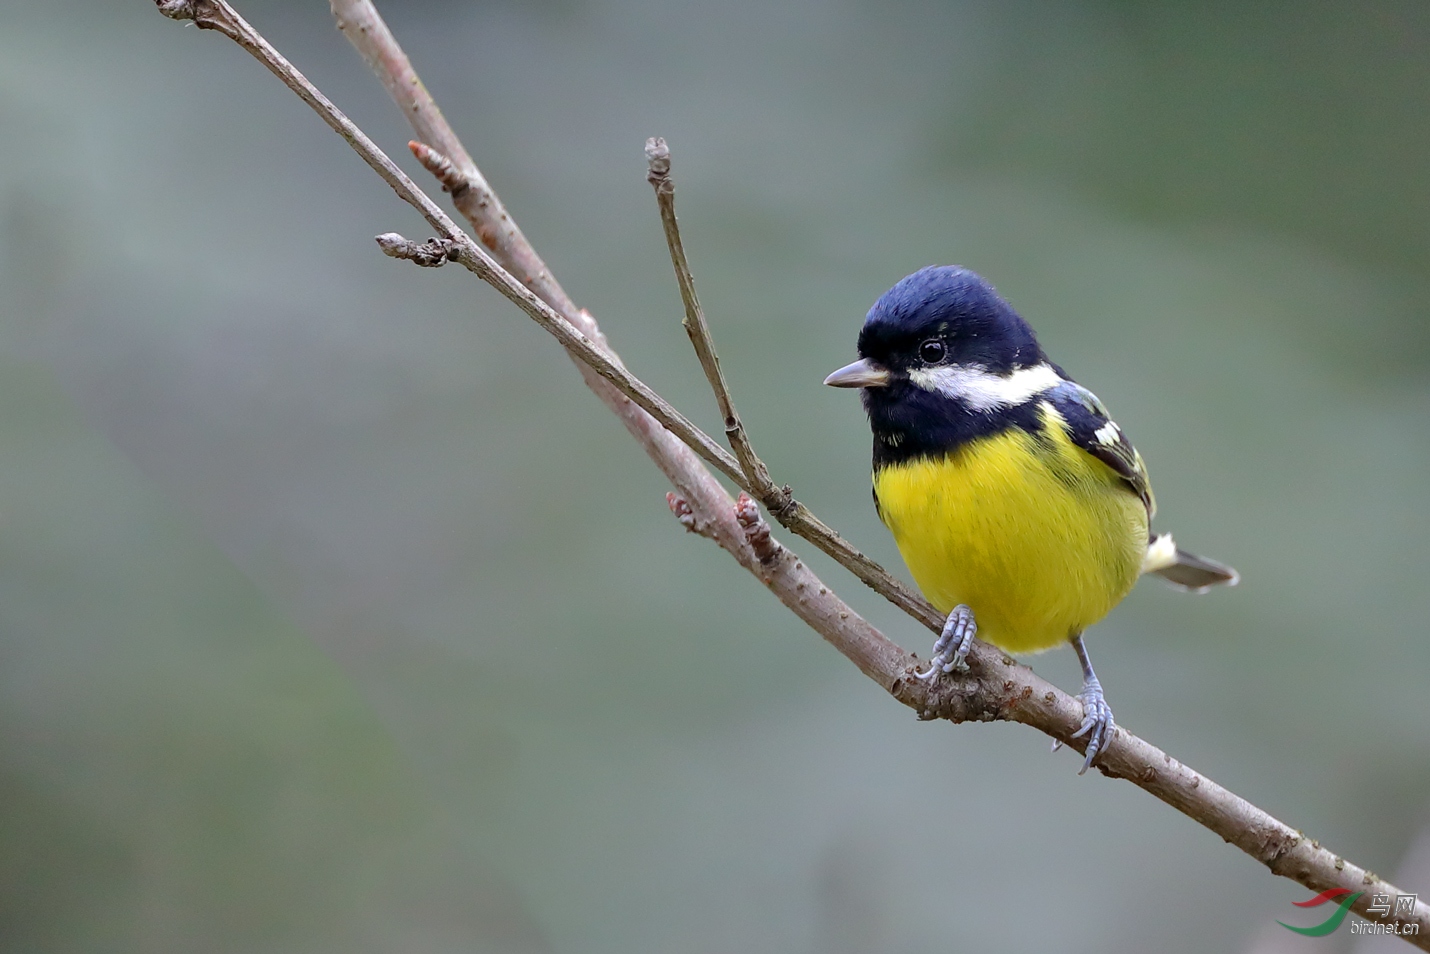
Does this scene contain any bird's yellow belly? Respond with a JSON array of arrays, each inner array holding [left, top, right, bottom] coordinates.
[[873, 428, 1148, 655]]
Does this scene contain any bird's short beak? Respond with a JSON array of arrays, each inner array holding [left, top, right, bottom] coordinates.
[[823, 358, 891, 388]]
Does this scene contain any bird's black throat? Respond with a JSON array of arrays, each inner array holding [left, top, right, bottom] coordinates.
[[862, 381, 1045, 471]]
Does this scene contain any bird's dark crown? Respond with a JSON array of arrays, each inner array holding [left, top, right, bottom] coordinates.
[[856, 266, 1053, 468], [857, 265, 1043, 374]]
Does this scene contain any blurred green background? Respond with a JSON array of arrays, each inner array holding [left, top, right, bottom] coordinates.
[[0, 1, 1427, 951]]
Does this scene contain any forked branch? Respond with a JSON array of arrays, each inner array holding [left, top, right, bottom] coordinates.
[[154, 0, 1430, 945]]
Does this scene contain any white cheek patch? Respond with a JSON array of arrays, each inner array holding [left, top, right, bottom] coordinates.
[[907, 362, 1062, 411]]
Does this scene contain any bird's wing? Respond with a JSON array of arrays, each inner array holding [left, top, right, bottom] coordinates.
[[1046, 380, 1155, 519]]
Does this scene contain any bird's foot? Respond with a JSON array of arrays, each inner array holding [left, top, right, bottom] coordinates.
[[914, 604, 976, 681], [1052, 675, 1115, 774], [1051, 634, 1115, 774], [1069, 677, 1115, 774]]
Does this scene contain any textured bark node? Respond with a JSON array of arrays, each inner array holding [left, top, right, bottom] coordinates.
[[375, 232, 453, 266]]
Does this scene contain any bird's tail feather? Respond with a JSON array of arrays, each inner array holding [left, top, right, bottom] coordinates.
[[1141, 533, 1239, 592]]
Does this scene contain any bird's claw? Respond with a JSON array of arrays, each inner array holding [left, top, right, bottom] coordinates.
[[1067, 679, 1115, 774], [915, 604, 976, 681], [1051, 635, 1116, 774]]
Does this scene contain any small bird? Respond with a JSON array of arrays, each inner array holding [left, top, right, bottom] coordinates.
[[825, 266, 1236, 772]]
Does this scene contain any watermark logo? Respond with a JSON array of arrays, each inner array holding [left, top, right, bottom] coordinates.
[[1278, 888, 1362, 937], [1278, 888, 1421, 937]]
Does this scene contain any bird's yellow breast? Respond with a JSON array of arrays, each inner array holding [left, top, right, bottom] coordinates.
[[873, 408, 1148, 654]]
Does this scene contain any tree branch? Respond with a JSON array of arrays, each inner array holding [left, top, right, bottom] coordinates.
[[329, 0, 574, 318], [644, 136, 771, 495], [153, 1, 1430, 946], [639, 134, 943, 628], [332, 0, 936, 632], [319, 0, 775, 585]]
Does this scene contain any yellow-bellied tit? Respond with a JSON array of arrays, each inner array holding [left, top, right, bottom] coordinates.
[[825, 266, 1237, 773]]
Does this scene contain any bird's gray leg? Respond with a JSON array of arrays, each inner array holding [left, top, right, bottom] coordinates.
[[1051, 633, 1116, 774], [914, 604, 976, 681]]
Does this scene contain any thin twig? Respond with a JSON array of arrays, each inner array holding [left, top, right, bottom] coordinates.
[[325, 0, 758, 583], [152, 3, 759, 492], [329, 0, 573, 317], [153, 2, 1430, 945], [642, 136, 940, 627], [645, 137, 773, 496], [642, 134, 937, 627], [323, 1, 935, 629]]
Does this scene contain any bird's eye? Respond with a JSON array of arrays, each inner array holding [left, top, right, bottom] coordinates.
[[918, 339, 946, 364]]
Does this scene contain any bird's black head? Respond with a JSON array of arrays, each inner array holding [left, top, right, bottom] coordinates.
[[856, 265, 1043, 376], [825, 266, 1057, 465]]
